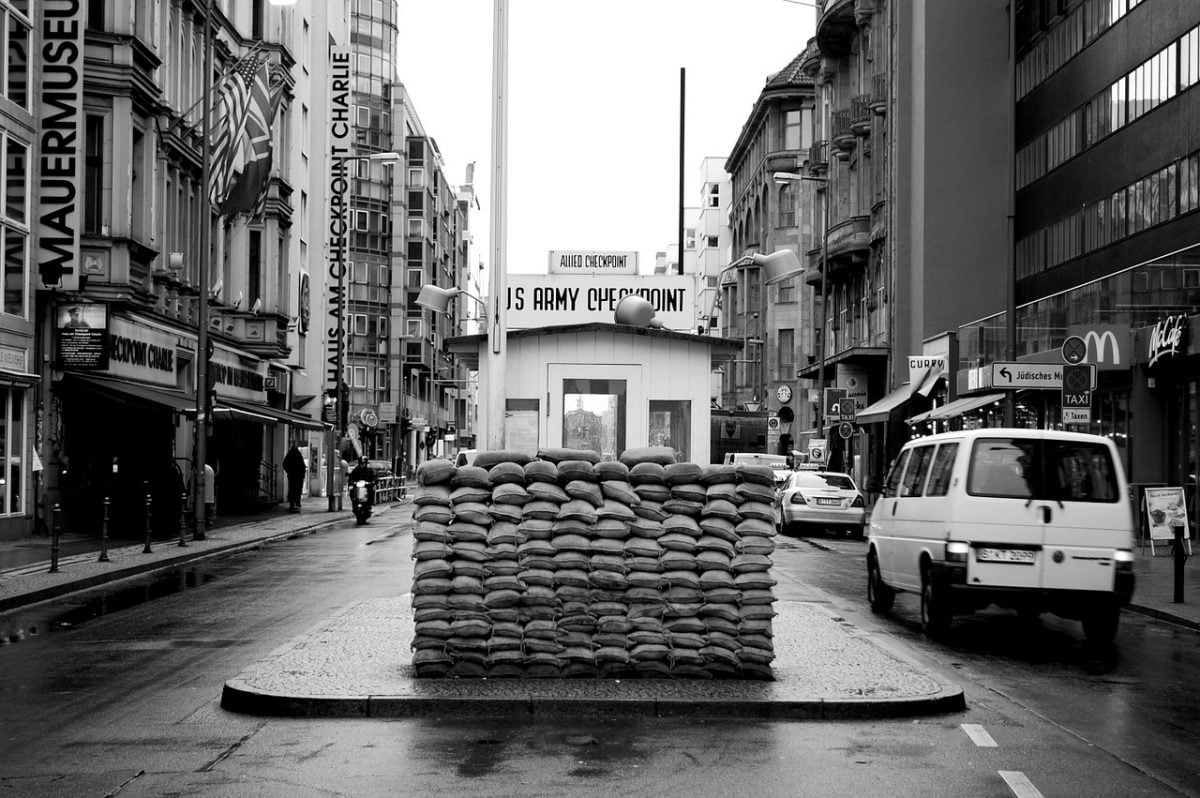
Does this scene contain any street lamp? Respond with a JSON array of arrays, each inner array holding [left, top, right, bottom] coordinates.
[[774, 171, 830, 433]]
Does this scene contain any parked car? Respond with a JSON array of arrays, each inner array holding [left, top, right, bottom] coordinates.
[[776, 469, 866, 537], [723, 452, 791, 489], [454, 449, 478, 468], [866, 428, 1136, 643]]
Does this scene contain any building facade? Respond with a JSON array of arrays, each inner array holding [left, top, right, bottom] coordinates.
[[724, 52, 818, 457]]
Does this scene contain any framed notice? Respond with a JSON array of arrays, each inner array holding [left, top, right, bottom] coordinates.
[[55, 302, 108, 369]]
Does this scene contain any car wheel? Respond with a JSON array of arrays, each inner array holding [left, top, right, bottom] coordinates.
[[867, 552, 895, 614], [920, 567, 951, 638], [1082, 603, 1120, 645]]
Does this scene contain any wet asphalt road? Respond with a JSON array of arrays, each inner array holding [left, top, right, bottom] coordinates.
[[0, 512, 1196, 797]]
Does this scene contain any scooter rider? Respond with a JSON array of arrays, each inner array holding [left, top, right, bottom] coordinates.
[[347, 456, 375, 505]]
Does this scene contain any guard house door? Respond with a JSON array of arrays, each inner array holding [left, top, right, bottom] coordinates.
[[548, 364, 644, 460]]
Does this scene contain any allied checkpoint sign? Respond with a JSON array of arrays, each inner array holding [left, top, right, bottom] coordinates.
[[505, 274, 697, 332]]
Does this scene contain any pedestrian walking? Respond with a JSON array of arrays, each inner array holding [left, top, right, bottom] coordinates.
[[283, 444, 306, 512]]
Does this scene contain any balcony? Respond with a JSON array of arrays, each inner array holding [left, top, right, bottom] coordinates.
[[808, 140, 829, 174], [816, 0, 857, 59], [850, 95, 871, 135], [831, 110, 855, 158], [870, 72, 887, 115], [804, 215, 871, 286]]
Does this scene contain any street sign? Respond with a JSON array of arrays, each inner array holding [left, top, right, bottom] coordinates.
[[1061, 335, 1087, 364], [808, 440, 827, 464], [824, 388, 846, 420], [1062, 407, 1091, 424], [1061, 364, 1093, 409], [838, 421, 855, 439], [767, 416, 780, 431], [838, 398, 857, 423], [358, 408, 379, 428], [990, 362, 1096, 390]]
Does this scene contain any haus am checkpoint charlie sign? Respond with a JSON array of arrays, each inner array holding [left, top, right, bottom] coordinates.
[[505, 274, 696, 332]]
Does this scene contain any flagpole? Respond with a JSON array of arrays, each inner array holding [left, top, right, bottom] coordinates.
[[193, 0, 214, 540]]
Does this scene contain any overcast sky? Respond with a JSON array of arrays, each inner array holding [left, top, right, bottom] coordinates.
[[395, 1, 818, 275]]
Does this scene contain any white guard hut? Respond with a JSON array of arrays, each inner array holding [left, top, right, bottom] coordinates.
[[447, 323, 742, 464]]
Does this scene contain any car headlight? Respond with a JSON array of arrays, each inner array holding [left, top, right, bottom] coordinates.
[[946, 541, 970, 563]]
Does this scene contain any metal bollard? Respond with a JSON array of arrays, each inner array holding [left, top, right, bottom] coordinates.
[[178, 491, 188, 547], [98, 498, 110, 562], [143, 491, 153, 554], [1173, 523, 1188, 604], [49, 504, 61, 573]]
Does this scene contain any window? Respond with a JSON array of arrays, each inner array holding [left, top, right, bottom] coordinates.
[[5, 8, 28, 108], [248, 230, 262, 308], [783, 109, 802, 150], [778, 184, 796, 227], [353, 314, 367, 335], [0, 386, 23, 514], [5, 137, 25, 225], [648, 400, 690, 462], [1044, 440, 1119, 501], [83, 115, 105, 234], [562, 378, 625, 458], [900, 445, 935, 497], [352, 366, 367, 388], [925, 443, 959, 497], [4, 228, 24, 316], [882, 450, 910, 498], [707, 184, 720, 208], [968, 438, 1036, 498]]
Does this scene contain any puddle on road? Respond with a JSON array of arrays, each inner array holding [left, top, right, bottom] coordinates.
[[0, 567, 218, 645]]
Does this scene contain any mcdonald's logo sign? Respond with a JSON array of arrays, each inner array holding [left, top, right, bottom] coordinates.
[[1067, 325, 1128, 371]]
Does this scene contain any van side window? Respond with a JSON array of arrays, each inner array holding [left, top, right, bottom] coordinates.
[[924, 443, 959, 497], [1045, 441, 1119, 502], [968, 438, 1036, 498], [882, 450, 910, 498], [900, 446, 935, 497]]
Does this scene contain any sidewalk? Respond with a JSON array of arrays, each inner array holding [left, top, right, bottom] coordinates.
[[4, 499, 1198, 721]]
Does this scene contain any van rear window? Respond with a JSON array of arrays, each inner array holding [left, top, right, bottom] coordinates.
[[967, 438, 1119, 502]]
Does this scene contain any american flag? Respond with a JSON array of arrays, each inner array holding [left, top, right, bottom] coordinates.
[[209, 54, 284, 216]]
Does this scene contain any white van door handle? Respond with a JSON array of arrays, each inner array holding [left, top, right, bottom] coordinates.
[[1041, 505, 1051, 524]]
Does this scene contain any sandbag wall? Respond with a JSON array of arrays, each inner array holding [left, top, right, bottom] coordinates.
[[409, 452, 779, 679]]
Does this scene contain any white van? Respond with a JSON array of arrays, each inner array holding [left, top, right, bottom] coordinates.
[[866, 428, 1136, 643]]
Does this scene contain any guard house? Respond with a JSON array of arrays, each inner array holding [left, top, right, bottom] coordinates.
[[447, 323, 742, 463]]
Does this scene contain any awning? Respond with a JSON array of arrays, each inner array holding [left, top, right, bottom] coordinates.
[[855, 382, 915, 425], [914, 364, 945, 398], [0, 368, 39, 385], [215, 398, 329, 430], [909, 391, 1006, 423], [64, 373, 197, 414]]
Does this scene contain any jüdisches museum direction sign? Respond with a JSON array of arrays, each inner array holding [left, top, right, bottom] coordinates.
[[505, 274, 696, 331]]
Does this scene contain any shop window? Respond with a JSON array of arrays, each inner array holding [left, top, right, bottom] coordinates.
[[648, 400, 690, 462]]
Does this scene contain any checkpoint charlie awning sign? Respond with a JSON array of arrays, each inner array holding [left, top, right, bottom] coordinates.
[[505, 274, 696, 331]]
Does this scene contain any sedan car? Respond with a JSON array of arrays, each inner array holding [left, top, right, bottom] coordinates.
[[776, 470, 866, 537]]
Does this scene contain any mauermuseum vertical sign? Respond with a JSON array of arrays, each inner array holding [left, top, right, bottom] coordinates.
[[37, 0, 85, 291], [326, 47, 352, 415]]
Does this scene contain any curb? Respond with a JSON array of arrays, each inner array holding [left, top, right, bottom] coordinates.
[[0, 515, 347, 614], [219, 679, 966, 721], [1126, 602, 1200, 633]]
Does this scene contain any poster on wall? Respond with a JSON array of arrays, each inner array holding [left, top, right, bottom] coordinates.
[[55, 302, 108, 369]]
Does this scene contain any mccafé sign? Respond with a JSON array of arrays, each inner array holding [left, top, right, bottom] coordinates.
[[1148, 314, 1189, 368]]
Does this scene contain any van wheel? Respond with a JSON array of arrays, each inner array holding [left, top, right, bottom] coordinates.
[[920, 569, 951, 638], [867, 553, 894, 614], [1082, 604, 1120, 645]]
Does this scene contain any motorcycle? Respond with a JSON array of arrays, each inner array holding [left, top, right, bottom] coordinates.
[[351, 479, 372, 525]]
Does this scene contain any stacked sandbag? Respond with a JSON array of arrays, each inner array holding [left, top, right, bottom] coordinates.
[[410, 449, 778, 679]]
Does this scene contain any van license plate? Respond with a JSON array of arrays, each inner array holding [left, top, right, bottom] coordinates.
[[977, 548, 1035, 564]]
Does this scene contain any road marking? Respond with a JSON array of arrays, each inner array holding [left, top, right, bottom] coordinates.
[[961, 723, 997, 747], [999, 771, 1044, 798]]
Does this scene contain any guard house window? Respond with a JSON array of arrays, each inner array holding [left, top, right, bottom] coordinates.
[[649, 400, 691, 462], [563, 379, 626, 459]]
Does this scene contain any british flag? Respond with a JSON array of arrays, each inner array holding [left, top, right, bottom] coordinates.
[[209, 54, 285, 216]]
